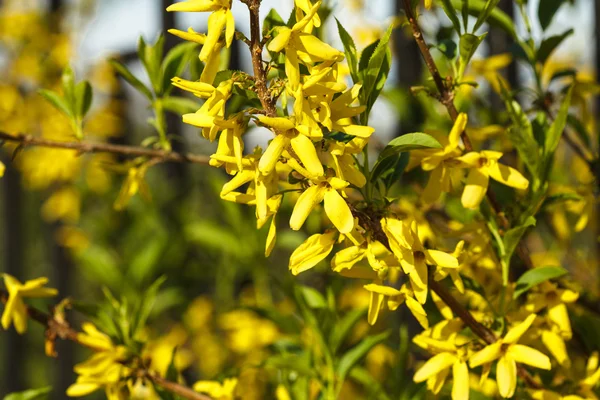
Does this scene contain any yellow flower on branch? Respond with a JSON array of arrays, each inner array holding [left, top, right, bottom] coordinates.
[[194, 378, 237, 400], [167, 0, 234, 63], [469, 314, 551, 398], [1, 274, 57, 334], [364, 283, 429, 328], [289, 230, 337, 275], [456, 150, 529, 209], [382, 217, 458, 304], [66, 323, 131, 398], [169, 28, 222, 83]]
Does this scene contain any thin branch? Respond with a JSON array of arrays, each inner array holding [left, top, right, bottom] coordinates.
[[0, 132, 211, 165], [398, 2, 542, 389], [0, 289, 211, 400], [244, 0, 277, 117]]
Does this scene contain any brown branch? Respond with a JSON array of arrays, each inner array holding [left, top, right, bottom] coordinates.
[[244, 0, 277, 117], [0, 289, 211, 400], [400, 1, 542, 389], [0, 132, 211, 165]]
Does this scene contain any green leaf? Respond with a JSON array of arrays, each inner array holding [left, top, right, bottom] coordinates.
[[161, 42, 198, 95], [329, 307, 367, 353], [38, 89, 72, 118], [538, 0, 566, 31], [502, 216, 536, 270], [458, 33, 487, 77], [139, 35, 165, 94], [336, 331, 390, 384], [378, 133, 441, 160], [499, 81, 539, 176], [263, 8, 285, 37], [61, 66, 76, 111], [162, 96, 201, 115], [437, 39, 457, 59], [300, 286, 327, 309], [513, 266, 568, 299], [110, 59, 153, 101], [336, 18, 359, 83], [361, 24, 393, 118], [541, 192, 584, 209], [451, 0, 517, 39], [4, 387, 52, 400], [566, 114, 591, 147], [472, 0, 501, 32], [544, 86, 573, 158], [439, 0, 462, 34], [461, 0, 469, 30], [74, 81, 93, 118], [536, 29, 573, 65]]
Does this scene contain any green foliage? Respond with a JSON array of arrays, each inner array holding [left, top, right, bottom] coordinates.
[[3, 387, 52, 400], [514, 266, 568, 299]]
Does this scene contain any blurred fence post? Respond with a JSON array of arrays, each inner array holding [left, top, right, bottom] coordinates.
[[487, 0, 517, 109], [1, 159, 26, 394], [394, 0, 424, 134]]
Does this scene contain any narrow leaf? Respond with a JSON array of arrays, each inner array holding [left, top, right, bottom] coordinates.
[[536, 29, 573, 65], [74, 81, 93, 119], [544, 87, 573, 158], [514, 266, 568, 299], [503, 216, 536, 268], [110, 59, 153, 101], [538, 0, 566, 31], [473, 0, 501, 32], [38, 89, 72, 118], [336, 331, 390, 384], [336, 18, 359, 83]]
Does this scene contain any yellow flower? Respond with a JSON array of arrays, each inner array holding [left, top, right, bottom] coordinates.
[[382, 217, 458, 304], [456, 150, 529, 209], [194, 378, 237, 400], [525, 281, 578, 340], [416, 113, 468, 203], [469, 314, 551, 398], [167, 0, 234, 63], [469, 53, 513, 94], [41, 186, 81, 223], [169, 28, 222, 83], [413, 341, 470, 400], [267, 0, 344, 91], [66, 323, 131, 398], [289, 175, 354, 233], [114, 163, 151, 211], [289, 231, 337, 275], [364, 283, 428, 328], [1, 274, 57, 334]]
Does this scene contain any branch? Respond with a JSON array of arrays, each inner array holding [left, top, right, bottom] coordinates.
[[244, 0, 277, 117], [400, 1, 542, 389], [0, 132, 211, 165], [0, 289, 211, 400]]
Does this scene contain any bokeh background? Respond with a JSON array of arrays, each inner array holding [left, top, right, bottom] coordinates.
[[0, 0, 598, 398]]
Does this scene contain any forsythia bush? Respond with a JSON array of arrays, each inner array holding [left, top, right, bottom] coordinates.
[[1, 0, 599, 399]]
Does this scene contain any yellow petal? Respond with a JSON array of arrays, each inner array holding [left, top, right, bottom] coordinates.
[[289, 185, 326, 230], [488, 162, 529, 190], [168, 28, 207, 45], [496, 355, 517, 398], [225, 9, 235, 48], [257, 116, 296, 131], [507, 344, 551, 370], [290, 134, 324, 177], [289, 231, 336, 275], [66, 382, 101, 397], [449, 113, 468, 149], [451, 361, 470, 400], [259, 134, 290, 175], [200, 10, 227, 62], [265, 216, 277, 257], [364, 283, 402, 297], [296, 33, 344, 62], [285, 49, 301, 91], [331, 245, 366, 272], [461, 168, 489, 209], [368, 290, 385, 325], [406, 296, 429, 329], [1, 292, 19, 330], [504, 314, 536, 344], [324, 188, 353, 233], [422, 166, 444, 204], [267, 27, 292, 52], [414, 352, 457, 382], [469, 342, 502, 367], [547, 302, 572, 338], [425, 249, 458, 268]]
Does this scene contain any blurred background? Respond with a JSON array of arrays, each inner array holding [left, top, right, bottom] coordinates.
[[0, 0, 598, 398]]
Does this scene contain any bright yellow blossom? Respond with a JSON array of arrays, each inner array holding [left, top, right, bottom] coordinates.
[[456, 150, 529, 209], [364, 283, 428, 328], [289, 230, 337, 275], [1, 274, 57, 334], [469, 314, 551, 398], [167, 0, 234, 63], [194, 378, 237, 400]]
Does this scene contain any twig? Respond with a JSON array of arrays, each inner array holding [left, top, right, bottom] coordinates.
[[400, 1, 542, 389], [0, 132, 211, 165], [0, 289, 211, 400], [244, 0, 277, 117]]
